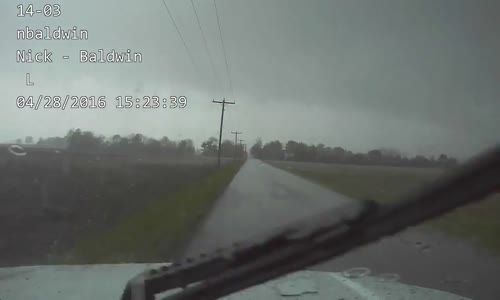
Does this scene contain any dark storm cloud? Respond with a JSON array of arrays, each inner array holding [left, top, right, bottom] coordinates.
[[1, 0, 498, 158]]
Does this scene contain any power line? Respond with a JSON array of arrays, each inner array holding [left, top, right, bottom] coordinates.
[[213, 0, 234, 98], [161, 0, 198, 72], [190, 0, 219, 84]]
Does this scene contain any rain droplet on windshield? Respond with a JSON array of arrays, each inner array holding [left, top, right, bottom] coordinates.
[[8, 144, 27, 156], [341, 267, 371, 279]]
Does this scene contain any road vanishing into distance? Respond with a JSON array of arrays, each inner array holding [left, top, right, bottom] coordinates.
[[183, 158, 500, 300], [183, 158, 352, 255]]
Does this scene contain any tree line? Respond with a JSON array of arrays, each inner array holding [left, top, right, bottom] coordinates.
[[250, 139, 458, 168], [17, 131, 247, 159], [200, 137, 246, 159], [28, 129, 196, 157]]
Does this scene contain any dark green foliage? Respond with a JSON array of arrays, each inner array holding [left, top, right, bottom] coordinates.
[[201, 137, 246, 159], [252, 138, 458, 168], [34, 129, 196, 157]]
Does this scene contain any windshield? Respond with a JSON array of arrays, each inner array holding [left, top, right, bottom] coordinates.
[[1, 1, 499, 300]]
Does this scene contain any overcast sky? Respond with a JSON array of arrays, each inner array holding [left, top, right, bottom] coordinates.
[[1, 0, 498, 159]]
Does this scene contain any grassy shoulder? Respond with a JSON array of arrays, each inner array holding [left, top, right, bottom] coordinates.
[[268, 160, 500, 255], [66, 162, 243, 264]]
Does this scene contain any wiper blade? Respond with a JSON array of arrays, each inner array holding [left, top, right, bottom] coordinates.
[[121, 145, 500, 300]]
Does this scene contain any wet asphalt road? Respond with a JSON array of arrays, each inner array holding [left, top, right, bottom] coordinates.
[[183, 158, 500, 300], [184, 158, 352, 256]]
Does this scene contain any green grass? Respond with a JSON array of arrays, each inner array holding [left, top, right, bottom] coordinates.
[[66, 162, 243, 263], [429, 196, 500, 253], [269, 161, 500, 255], [281, 167, 441, 203]]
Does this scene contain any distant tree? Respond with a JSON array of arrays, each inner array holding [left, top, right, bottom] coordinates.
[[438, 154, 448, 162], [261, 140, 284, 160], [307, 145, 318, 161], [145, 138, 162, 154], [177, 139, 195, 156], [321, 146, 335, 163], [350, 153, 366, 164], [123, 133, 143, 154], [132, 133, 145, 144], [15, 138, 22, 144], [235, 143, 245, 159], [250, 138, 263, 158], [380, 148, 401, 158], [66, 129, 81, 150], [367, 149, 382, 164], [289, 141, 308, 161], [367, 149, 382, 157], [160, 136, 177, 155], [333, 147, 346, 154], [437, 153, 458, 167], [411, 155, 431, 167], [65, 129, 77, 140], [66, 129, 105, 152], [331, 147, 347, 162], [24, 136, 34, 144], [316, 143, 327, 161], [29, 130, 461, 168], [201, 137, 218, 156], [221, 139, 235, 157], [118, 136, 130, 153], [107, 134, 122, 152], [284, 140, 298, 160], [111, 134, 121, 145], [380, 148, 402, 165]]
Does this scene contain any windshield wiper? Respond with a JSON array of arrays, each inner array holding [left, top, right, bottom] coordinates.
[[121, 145, 500, 300]]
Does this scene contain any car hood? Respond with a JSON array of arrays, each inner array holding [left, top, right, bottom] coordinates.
[[0, 263, 469, 300]]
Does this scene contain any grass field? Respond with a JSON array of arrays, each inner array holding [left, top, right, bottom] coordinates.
[[267, 160, 500, 255], [67, 162, 243, 263], [0, 154, 243, 266]]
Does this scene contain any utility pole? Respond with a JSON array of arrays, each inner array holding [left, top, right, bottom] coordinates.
[[213, 98, 235, 167], [231, 131, 242, 159]]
